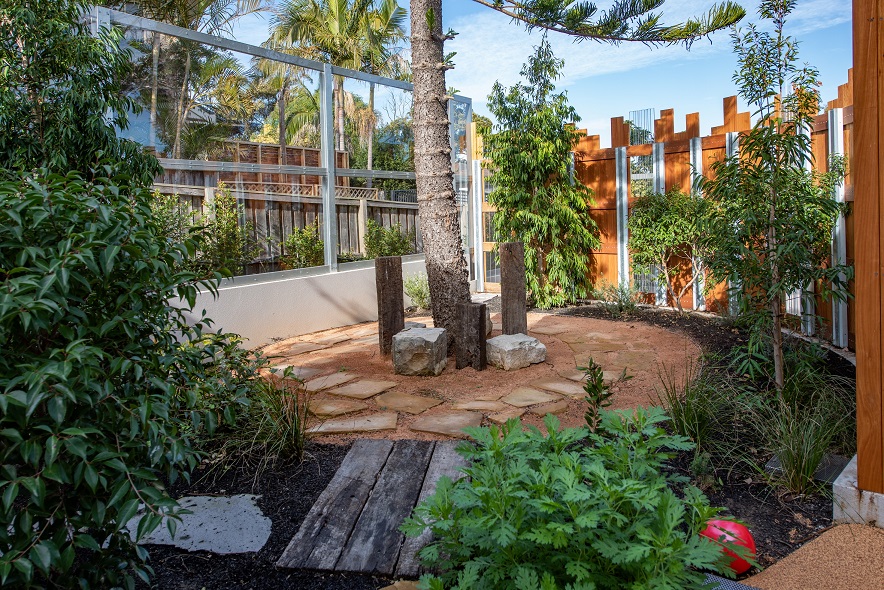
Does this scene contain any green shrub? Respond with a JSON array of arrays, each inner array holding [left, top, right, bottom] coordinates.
[[280, 221, 325, 269], [364, 219, 415, 259], [403, 408, 740, 589], [199, 186, 261, 276], [0, 171, 255, 587], [404, 273, 431, 309], [338, 251, 366, 264], [594, 280, 641, 316]]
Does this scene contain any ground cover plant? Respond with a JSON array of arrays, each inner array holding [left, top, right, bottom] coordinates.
[[484, 37, 600, 309], [403, 409, 746, 589]]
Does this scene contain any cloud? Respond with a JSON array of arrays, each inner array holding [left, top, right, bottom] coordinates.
[[446, 0, 850, 111]]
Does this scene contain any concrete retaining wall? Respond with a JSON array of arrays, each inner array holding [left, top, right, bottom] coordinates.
[[184, 255, 427, 347]]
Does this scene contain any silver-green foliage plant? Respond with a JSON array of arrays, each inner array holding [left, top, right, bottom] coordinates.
[[628, 189, 709, 313], [698, 0, 849, 390], [280, 221, 325, 269], [402, 408, 738, 590], [484, 37, 600, 309], [404, 273, 431, 309]]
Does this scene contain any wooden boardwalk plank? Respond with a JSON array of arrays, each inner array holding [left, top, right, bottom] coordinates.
[[335, 440, 435, 574], [276, 439, 393, 569], [394, 441, 469, 578]]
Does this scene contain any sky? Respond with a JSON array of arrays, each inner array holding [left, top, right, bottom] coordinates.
[[230, 0, 853, 146]]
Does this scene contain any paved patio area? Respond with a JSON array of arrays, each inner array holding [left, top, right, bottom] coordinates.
[[259, 311, 701, 440]]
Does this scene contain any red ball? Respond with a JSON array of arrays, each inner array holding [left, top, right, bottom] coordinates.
[[700, 519, 757, 575]]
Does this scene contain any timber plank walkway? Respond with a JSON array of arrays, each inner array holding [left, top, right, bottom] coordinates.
[[276, 439, 467, 577]]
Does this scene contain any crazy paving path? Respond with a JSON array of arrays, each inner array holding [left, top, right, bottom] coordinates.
[[276, 439, 466, 577]]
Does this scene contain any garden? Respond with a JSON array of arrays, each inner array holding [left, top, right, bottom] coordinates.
[[0, 0, 876, 590]]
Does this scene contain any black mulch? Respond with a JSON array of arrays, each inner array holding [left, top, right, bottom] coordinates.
[[146, 303, 854, 588]]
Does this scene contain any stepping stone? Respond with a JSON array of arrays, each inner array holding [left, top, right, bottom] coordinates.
[[529, 400, 570, 416], [309, 398, 369, 418], [311, 334, 352, 346], [308, 412, 398, 435], [567, 341, 628, 354], [410, 411, 482, 437], [271, 365, 322, 380], [501, 387, 560, 407], [556, 368, 586, 382], [289, 342, 329, 355], [530, 378, 586, 399], [327, 379, 398, 400], [474, 392, 505, 401], [451, 400, 509, 412], [529, 325, 568, 336], [488, 407, 525, 424], [381, 582, 421, 590], [129, 495, 271, 554], [305, 372, 358, 393], [374, 391, 442, 414]]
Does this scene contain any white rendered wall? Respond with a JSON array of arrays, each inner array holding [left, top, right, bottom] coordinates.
[[183, 255, 427, 347]]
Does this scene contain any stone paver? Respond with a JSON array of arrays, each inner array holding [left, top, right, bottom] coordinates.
[[271, 365, 323, 380], [529, 400, 570, 416], [374, 391, 442, 414], [310, 334, 352, 346], [488, 407, 526, 424], [305, 372, 358, 392], [129, 495, 271, 554], [410, 411, 483, 437], [380, 582, 420, 590], [451, 400, 509, 412], [475, 392, 505, 401], [567, 341, 628, 354], [288, 342, 329, 355], [530, 378, 586, 399], [309, 398, 369, 418], [501, 387, 560, 407], [529, 325, 569, 335], [327, 380, 398, 400], [308, 412, 398, 435], [556, 368, 586, 382]]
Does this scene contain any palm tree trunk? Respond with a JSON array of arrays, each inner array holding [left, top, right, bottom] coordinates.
[[173, 49, 192, 159], [411, 0, 471, 351], [150, 32, 160, 150], [279, 82, 287, 165], [367, 81, 375, 189]]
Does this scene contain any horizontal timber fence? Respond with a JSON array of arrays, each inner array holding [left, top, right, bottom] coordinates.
[[475, 69, 856, 351]]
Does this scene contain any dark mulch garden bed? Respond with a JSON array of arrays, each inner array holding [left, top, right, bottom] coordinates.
[[146, 303, 854, 588]]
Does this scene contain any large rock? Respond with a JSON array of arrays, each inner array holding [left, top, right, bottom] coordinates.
[[393, 327, 447, 376], [486, 334, 547, 370]]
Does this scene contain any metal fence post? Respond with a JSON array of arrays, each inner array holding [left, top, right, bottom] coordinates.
[[829, 107, 848, 348], [652, 142, 667, 304], [472, 159, 485, 293], [726, 131, 741, 316], [320, 62, 338, 271], [690, 136, 706, 311], [615, 146, 629, 288]]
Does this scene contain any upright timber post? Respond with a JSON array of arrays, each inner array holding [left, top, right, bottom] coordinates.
[[853, 0, 884, 495], [375, 257, 404, 356], [456, 302, 487, 370], [500, 242, 528, 335]]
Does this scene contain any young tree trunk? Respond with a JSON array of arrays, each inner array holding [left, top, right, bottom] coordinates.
[[768, 205, 785, 391], [366, 81, 375, 189], [410, 0, 471, 350], [172, 50, 191, 159], [150, 32, 160, 149], [335, 76, 345, 152], [278, 82, 287, 165]]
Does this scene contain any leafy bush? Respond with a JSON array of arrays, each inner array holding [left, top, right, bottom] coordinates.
[[0, 171, 256, 587], [403, 408, 740, 589], [404, 273, 431, 310], [594, 280, 641, 316], [199, 186, 261, 276], [280, 221, 325, 269], [364, 219, 415, 259]]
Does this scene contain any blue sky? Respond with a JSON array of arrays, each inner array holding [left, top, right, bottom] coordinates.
[[230, 1, 853, 146]]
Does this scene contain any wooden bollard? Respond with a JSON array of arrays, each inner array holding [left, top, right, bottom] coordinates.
[[375, 256, 404, 355], [456, 302, 487, 370], [500, 242, 528, 335]]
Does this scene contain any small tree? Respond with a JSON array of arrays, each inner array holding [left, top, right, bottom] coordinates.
[[628, 189, 708, 313], [199, 185, 262, 276], [484, 37, 600, 308], [698, 0, 849, 390]]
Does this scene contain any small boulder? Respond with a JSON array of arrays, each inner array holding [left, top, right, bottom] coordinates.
[[486, 334, 546, 371], [393, 327, 447, 376]]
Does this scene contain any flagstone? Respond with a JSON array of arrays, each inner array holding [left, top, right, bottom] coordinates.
[[501, 387, 560, 407], [528, 400, 570, 416], [474, 392, 505, 401], [410, 411, 483, 437], [271, 365, 323, 380], [556, 368, 587, 382], [488, 407, 526, 424], [327, 380, 398, 400], [567, 341, 628, 354], [530, 378, 587, 398], [451, 400, 509, 412], [310, 334, 352, 346], [288, 342, 329, 355], [305, 372, 358, 392], [308, 412, 398, 435], [529, 325, 569, 336], [374, 391, 442, 414], [309, 398, 369, 418]]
